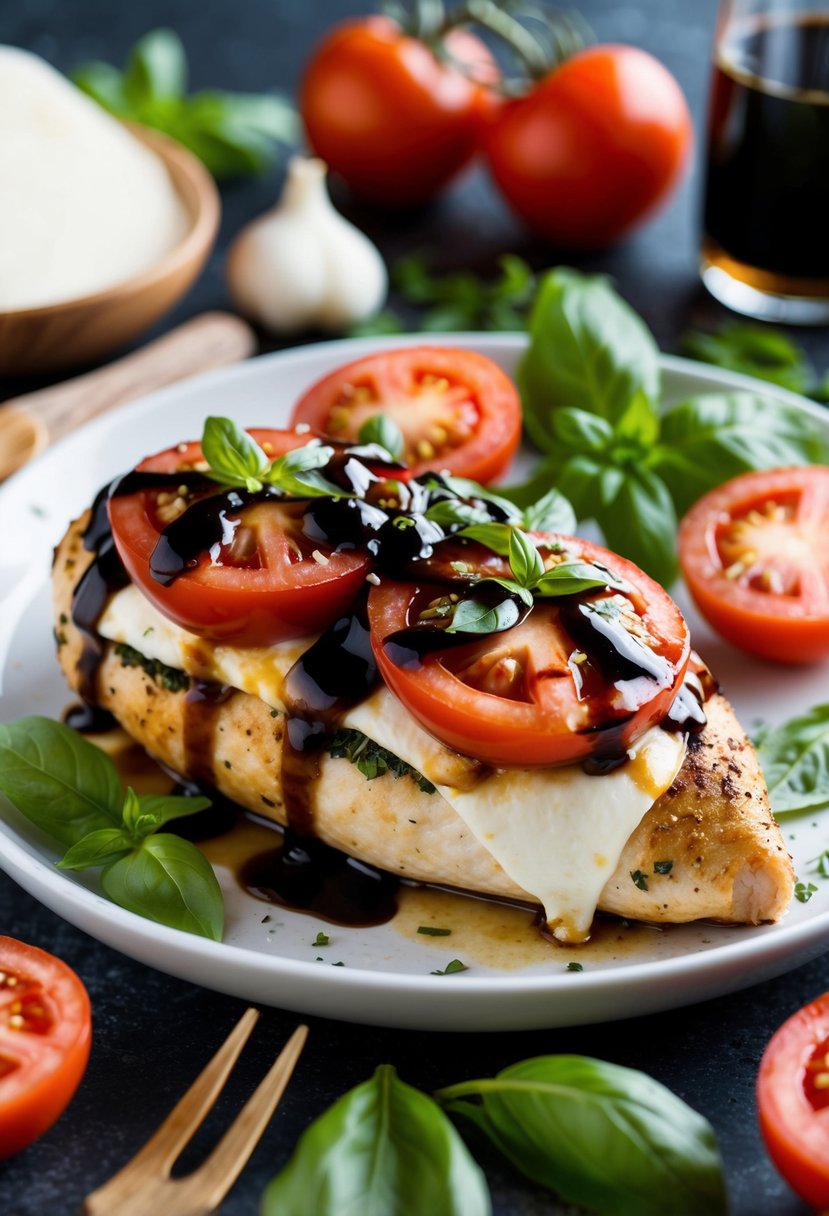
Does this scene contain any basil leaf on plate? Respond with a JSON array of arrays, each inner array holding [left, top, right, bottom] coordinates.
[[437, 1055, 727, 1216], [521, 487, 576, 535], [595, 467, 679, 588], [57, 828, 134, 872], [266, 444, 345, 499], [508, 528, 545, 588], [0, 716, 122, 844], [756, 705, 829, 815], [261, 1064, 491, 1216], [447, 596, 522, 635], [535, 562, 611, 597], [102, 834, 224, 940], [552, 407, 615, 454], [132, 792, 212, 831], [456, 522, 514, 556], [358, 414, 405, 462], [651, 392, 829, 517], [425, 500, 492, 529], [202, 415, 270, 491], [519, 268, 661, 451]]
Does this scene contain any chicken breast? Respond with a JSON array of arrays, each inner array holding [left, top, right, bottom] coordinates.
[[53, 515, 794, 931]]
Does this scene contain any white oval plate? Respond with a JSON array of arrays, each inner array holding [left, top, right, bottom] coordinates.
[[1, 335, 828, 1031]]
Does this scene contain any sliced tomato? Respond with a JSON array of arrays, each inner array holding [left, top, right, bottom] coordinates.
[[367, 535, 690, 766], [109, 429, 371, 645], [289, 348, 522, 483], [678, 467, 829, 664], [0, 937, 91, 1158], [758, 992, 829, 1208]]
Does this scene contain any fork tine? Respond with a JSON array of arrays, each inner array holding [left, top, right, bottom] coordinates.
[[122, 1006, 261, 1176], [176, 1023, 309, 1211]]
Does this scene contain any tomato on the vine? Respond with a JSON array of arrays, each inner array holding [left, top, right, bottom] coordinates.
[[678, 466, 829, 664], [290, 347, 522, 483], [367, 535, 690, 767], [0, 937, 91, 1158], [758, 992, 829, 1209], [109, 429, 371, 646], [299, 16, 499, 206], [485, 45, 693, 249]]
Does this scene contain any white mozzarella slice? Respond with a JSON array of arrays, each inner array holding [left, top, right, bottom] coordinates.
[[98, 585, 686, 940]]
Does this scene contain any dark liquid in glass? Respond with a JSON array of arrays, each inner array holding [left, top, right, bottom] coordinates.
[[704, 14, 829, 292]]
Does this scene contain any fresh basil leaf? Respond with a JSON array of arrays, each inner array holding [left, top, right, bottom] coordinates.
[[552, 408, 615, 453], [509, 528, 545, 588], [596, 468, 678, 587], [682, 323, 814, 395], [555, 455, 606, 520], [425, 500, 491, 529], [101, 835, 223, 940], [521, 487, 576, 535], [266, 444, 346, 499], [535, 562, 612, 597], [519, 268, 660, 453], [57, 828, 133, 872], [757, 705, 829, 815], [430, 475, 520, 523], [456, 522, 513, 556], [121, 786, 143, 838], [438, 1055, 727, 1216], [202, 416, 269, 491], [262, 1065, 490, 1216], [135, 792, 212, 829], [358, 414, 404, 461], [652, 393, 829, 516], [124, 28, 186, 104], [72, 61, 129, 111], [447, 596, 522, 634], [614, 388, 660, 446], [0, 716, 122, 845]]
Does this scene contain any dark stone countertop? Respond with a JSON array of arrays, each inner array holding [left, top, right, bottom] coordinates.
[[1, 1, 826, 1212]]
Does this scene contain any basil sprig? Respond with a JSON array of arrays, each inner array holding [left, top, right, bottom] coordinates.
[[514, 268, 829, 586], [756, 704, 829, 815], [358, 414, 405, 462], [0, 717, 223, 940], [447, 527, 615, 636], [201, 417, 345, 499], [437, 1055, 727, 1216], [261, 1065, 491, 1216], [72, 29, 298, 180]]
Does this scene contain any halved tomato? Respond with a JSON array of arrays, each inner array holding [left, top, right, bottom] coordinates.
[[109, 429, 371, 646], [0, 937, 91, 1158], [367, 535, 690, 767], [678, 467, 829, 664], [758, 992, 829, 1208], [289, 349, 522, 483]]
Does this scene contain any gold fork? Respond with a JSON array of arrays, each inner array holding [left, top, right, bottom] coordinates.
[[81, 1009, 308, 1216]]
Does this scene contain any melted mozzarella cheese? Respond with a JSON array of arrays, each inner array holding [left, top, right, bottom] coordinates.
[[98, 586, 686, 941]]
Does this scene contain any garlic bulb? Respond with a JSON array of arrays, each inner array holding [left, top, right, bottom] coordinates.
[[226, 156, 387, 334]]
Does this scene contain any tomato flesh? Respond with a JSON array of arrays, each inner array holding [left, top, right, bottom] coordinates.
[[368, 535, 690, 767], [109, 429, 372, 646], [758, 992, 829, 1208], [485, 45, 692, 249], [0, 937, 91, 1158], [679, 467, 829, 664], [290, 348, 522, 483], [300, 17, 498, 205]]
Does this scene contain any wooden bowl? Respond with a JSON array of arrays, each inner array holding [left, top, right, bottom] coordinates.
[[0, 125, 220, 376]]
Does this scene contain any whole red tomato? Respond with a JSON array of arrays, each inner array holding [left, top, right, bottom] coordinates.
[[485, 45, 693, 248], [300, 16, 498, 206]]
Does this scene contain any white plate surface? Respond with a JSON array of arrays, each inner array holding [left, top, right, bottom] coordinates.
[[1, 335, 828, 1031]]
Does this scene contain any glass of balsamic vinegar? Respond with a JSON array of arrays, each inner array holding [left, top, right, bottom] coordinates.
[[702, 0, 829, 323]]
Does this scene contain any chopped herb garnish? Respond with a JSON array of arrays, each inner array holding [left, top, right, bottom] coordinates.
[[143, 626, 155, 637], [795, 882, 818, 904], [332, 961, 345, 967], [630, 870, 649, 891], [113, 643, 190, 693], [329, 729, 436, 794], [417, 926, 452, 937], [59, 613, 68, 625], [812, 850, 829, 880], [566, 962, 584, 972], [314, 931, 330, 947], [653, 860, 673, 875], [261, 915, 272, 924], [431, 959, 468, 976]]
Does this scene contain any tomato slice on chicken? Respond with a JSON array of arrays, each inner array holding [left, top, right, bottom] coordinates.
[[289, 348, 522, 482], [108, 429, 371, 646], [0, 937, 91, 1158], [679, 467, 829, 664], [758, 992, 829, 1209], [367, 536, 690, 767]]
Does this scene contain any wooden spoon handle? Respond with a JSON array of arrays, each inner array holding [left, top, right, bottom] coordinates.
[[4, 312, 257, 444]]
